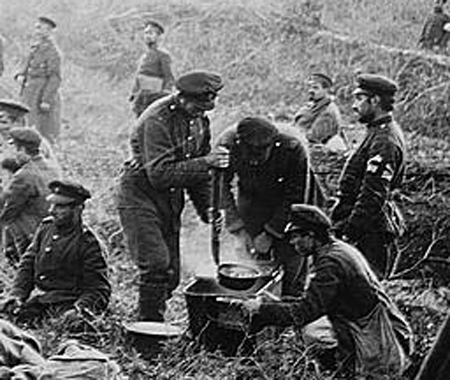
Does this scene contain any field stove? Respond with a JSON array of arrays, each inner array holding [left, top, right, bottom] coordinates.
[[183, 263, 283, 356]]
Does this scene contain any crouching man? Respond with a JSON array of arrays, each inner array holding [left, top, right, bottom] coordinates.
[[2, 180, 111, 324], [242, 204, 413, 378]]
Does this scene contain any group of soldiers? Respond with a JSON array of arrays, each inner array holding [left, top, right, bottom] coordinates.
[[0, 11, 447, 380]]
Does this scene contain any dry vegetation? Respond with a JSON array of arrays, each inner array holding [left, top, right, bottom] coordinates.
[[0, 0, 450, 378]]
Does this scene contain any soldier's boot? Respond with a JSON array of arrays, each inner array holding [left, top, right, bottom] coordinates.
[[138, 283, 168, 322]]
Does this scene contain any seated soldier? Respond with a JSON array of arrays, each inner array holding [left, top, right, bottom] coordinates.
[[2, 180, 111, 324], [242, 204, 414, 378]]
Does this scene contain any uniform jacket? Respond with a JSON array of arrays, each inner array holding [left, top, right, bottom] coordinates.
[[130, 48, 174, 99], [331, 115, 406, 238], [117, 95, 212, 230], [17, 37, 61, 142], [0, 155, 60, 245], [11, 218, 111, 312], [216, 125, 311, 238], [258, 239, 413, 375], [294, 96, 342, 144], [418, 6, 450, 50]]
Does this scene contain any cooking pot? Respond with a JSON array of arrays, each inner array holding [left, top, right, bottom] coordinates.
[[217, 262, 263, 291]]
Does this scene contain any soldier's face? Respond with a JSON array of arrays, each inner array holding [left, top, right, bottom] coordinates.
[[241, 142, 273, 166], [307, 80, 327, 102], [49, 203, 81, 228], [289, 231, 315, 256], [144, 26, 161, 46], [352, 92, 376, 123], [34, 21, 51, 39]]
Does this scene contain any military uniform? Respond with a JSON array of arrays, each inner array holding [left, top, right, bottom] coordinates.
[[294, 96, 342, 144], [217, 121, 322, 296], [10, 217, 111, 317], [332, 115, 406, 278], [130, 48, 174, 116], [418, 5, 450, 51], [118, 72, 222, 321], [0, 129, 60, 259], [17, 37, 61, 143]]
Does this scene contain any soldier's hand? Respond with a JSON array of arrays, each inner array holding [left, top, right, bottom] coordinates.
[[234, 229, 255, 254], [253, 231, 273, 254], [15, 74, 25, 85], [207, 208, 224, 232], [39, 102, 51, 112], [205, 146, 229, 168]]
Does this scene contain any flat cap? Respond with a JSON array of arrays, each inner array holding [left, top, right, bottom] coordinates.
[[237, 117, 278, 147], [285, 204, 332, 235], [144, 20, 165, 34], [176, 71, 224, 96], [38, 16, 57, 29], [309, 73, 333, 88], [0, 99, 29, 115], [47, 180, 91, 205], [354, 73, 398, 97], [9, 127, 41, 148]]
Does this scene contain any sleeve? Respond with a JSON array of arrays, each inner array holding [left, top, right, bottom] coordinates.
[[143, 117, 212, 190], [10, 228, 41, 300], [160, 51, 175, 92], [0, 173, 34, 224], [258, 256, 343, 328], [307, 113, 338, 144], [264, 143, 309, 238], [346, 136, 402, 236], [215, 128, 245, 233], [75, 234, 111, 313], [41, 46, 61, 104], [130, 55, 144, 100]]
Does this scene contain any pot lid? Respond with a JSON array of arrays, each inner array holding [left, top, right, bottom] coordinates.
[[123, 322, 184, 337]]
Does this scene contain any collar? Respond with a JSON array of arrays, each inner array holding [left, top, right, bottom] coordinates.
[[367, 114, 392, 128]]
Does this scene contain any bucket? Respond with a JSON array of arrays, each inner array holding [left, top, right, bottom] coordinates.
[[183, 267, 282, 356]]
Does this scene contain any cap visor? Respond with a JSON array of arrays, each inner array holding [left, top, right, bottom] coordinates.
[[46, 193, 76, 205]]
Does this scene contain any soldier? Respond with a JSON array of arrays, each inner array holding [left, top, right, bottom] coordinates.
[[117, 71, 229, 322], [0, 99, 61, 173], [15, 16, 61, 144], [294, 73, 344, 146], [2, 180, 111, 324], [331, 73, 407, 279], [216, 117, 324, 296], [0, 128, 60, 262], [418, 0, 450, 52], [241, 204, 413, 378], [129, 20, 175, 117]]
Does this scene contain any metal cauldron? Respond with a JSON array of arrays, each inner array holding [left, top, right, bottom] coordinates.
[[217, 262, 262, 291]]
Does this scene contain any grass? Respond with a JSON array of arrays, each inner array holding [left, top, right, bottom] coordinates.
[[0, 0, 449, 378]]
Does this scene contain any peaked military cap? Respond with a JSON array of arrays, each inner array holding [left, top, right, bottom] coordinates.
[[237, 117, 278, 147], [38, 16, 57, 29], [176, 71, 224, 96], [8, 127, 42, 148], [309, 73, 333, 88], [354, 73, 398, 97], [47, 180, 91, 205], [285, 204, 332, 235], [144, 20, 165, 34], [0, 99, 29, 115]]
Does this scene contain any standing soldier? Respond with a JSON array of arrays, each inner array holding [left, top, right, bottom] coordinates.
[[0, 128, 60, 263], [331, 73, 407, 279], [418, 0, 450, 53], [216, 117, 324, 296], [15, 16, 61, 144], [294, 73, 344, 146], [129, 20, 175, 117], [117, 71, 228, 322]]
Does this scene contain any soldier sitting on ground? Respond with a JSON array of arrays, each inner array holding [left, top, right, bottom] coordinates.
[[1, 180, 111, 325]]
